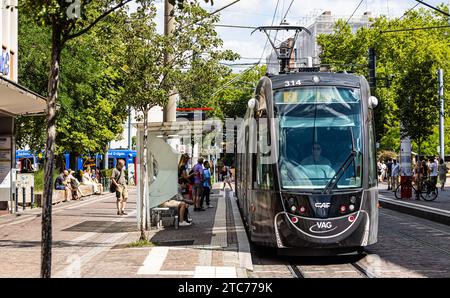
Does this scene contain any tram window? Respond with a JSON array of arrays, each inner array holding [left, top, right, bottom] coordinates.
[[275, 86, 363, 190], [368, 109, 377, 187], [257, 118, 274, 189], [275, 86, 361, 104]]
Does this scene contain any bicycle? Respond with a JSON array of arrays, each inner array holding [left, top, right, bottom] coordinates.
[[394, 177, 438, 201]]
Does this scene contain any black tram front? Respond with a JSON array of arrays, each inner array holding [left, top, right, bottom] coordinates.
[[235, 72, 379, 255]]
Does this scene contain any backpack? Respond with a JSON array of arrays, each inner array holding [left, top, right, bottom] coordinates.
[[188, 169, 195, 184]]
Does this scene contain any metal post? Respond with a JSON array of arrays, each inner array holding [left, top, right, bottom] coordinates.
[[22, 187, 25, 211], [15, 187, 18, 212], [163, 0, 177, 122], [439, 69, 445, 160], [128, 107, 132, 150], [31, 186, 34, 209]]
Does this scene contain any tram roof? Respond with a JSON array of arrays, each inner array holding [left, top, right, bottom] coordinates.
[[269, 72, 362, 90]]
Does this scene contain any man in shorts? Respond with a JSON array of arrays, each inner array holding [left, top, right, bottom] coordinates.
[[111, 159, 128, 215]]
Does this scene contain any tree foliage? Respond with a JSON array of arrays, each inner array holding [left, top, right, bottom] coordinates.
[[16, 7, 128, 155], [317, 7, 450, 155]]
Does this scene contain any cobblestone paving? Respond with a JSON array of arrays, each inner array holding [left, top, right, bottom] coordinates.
[[249, 207, 450, 278]]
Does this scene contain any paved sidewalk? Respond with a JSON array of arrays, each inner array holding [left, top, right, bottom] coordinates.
[[0, 183, 252, 278], [378, 182, 450, 225], [114, 182, 252, 278]]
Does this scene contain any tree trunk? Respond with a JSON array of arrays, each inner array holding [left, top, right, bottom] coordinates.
[[41, 23, 62, 278], [417, 142, 421, 200], [140, 109, 149, 241]]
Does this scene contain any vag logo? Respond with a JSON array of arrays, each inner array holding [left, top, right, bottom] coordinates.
[[315, 202, 331, 208], [309, 221, 337, 233]]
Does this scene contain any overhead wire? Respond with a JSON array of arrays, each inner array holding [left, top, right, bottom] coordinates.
[[210, 0, 282, 98]]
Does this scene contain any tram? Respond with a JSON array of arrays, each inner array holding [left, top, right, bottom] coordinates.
[[235, 26, 379, 255]]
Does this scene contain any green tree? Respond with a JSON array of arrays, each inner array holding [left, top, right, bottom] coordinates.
[[122, 1, 229, 241], [211, 65, 267, 120], [317, 7, 450, 155], [21, 0, 139, 278]]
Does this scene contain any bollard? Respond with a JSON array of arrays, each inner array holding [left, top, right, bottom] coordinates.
[[174, 215, 179, 230], [31, 187, 34, 209], [22, 187, 26, 211], [15, 187, 18, 212]]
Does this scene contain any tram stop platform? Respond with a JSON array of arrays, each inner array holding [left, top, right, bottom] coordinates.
[[130, 182, 253, 278], [378, 182, 450, 226]]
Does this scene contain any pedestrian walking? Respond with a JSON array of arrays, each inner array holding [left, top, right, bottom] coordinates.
[[192, 157, 204, 211], [438, 158, 448, 191], [391, 159, 400, 190], [386, 159, 393, 190], [429, 158, 438, 192], [200, 160, 213, 209], [111, 159, 128, 215], [222, 165, 233, 191], [381, 161, 387, 182], [377, 161, 382, 182]]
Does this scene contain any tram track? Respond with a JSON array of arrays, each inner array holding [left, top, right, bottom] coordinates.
[[287, 256, 374, 278]]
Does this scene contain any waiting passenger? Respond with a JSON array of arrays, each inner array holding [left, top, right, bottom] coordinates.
[[159, 196, 192, 227], [68, 170, 84, 200], [82, 166, 102, 194], [55, 170, 72, 201], [200, 161, 213, 209]]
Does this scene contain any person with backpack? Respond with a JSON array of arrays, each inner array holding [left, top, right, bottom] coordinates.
[[386, 159, 393, 190], [111, 159, 128, 215], [200, 160, 213, 209], [192, 157, 204, 211]]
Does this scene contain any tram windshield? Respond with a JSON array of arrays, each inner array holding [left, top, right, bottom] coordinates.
[[275, 86, 362, 190]]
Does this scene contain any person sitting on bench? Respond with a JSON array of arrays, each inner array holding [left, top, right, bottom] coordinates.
[[158, 193, 192, 227]]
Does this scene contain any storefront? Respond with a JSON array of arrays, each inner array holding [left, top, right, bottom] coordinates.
[[0, 1, 46, 213]]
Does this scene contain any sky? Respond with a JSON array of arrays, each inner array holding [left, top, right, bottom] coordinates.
[[148, 0, 449, 71]]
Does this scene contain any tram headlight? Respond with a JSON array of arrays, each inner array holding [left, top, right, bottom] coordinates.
[[313, 75, 320, 83], [349, 204, 355, 212], [290, 205, 297, 212], [350, 196, 357, 204]]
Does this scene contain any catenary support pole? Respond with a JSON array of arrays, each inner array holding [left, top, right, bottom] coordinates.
[[163, 0, 177, 122], [439, 69, 445, 160]]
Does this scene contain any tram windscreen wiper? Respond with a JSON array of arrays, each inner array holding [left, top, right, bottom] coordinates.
[[322, 150, 356, 194], [322, 127, 357, 194]]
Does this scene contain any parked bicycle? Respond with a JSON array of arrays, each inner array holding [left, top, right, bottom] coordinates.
[[394, 177, 438, 201]]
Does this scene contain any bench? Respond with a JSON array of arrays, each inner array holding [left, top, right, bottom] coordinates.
[[151, 207, 179, 229]]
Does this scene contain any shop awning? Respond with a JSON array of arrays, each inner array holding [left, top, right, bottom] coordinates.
[[0, 77, 46, 116]]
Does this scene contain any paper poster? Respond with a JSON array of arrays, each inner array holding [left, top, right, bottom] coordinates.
[[0, 161, 11, 189], [0, 150, 11, 161], [0, 137, 11, 150]]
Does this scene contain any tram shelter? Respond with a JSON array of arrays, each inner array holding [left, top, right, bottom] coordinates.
[[0, 77, 46, 214], [134, 120, 222, 229]]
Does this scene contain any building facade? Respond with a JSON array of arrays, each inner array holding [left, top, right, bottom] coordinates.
[[267, 11, 372, 74], [0, 0, 46, 214]]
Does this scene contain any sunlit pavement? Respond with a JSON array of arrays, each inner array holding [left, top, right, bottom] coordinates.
[[0, 184, 250, 278], [1, 182, 449, 277]]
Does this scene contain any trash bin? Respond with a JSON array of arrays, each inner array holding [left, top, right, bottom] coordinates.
[[400, 176, 412, 199]]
